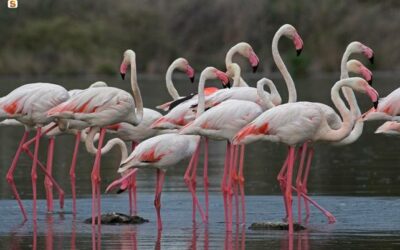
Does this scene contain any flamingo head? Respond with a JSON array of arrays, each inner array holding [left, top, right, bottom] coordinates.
[[347, 42, 374, 64], [214, 69, 231, 88], [174, 58, 195, 83], [105, 168, 139, 194], [347, 59, 373, 85], [234, 42, 259, 73], [349, 77, 379, 109], [281, 24, 304, 56], [120, 49, 136, 80], [375, 121, 400, 135]]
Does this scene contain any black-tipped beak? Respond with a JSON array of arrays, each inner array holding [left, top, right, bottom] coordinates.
[[369, 56, 374, 64], [373, 101, 379, 109], [368, 77, 373, 86], [120, 73, 126, 80], [252, 64, 258, 73], [225, 81, 232, 88], [296, 48, 303, 56], [116, 188, 126, 194], [190, 76, 195, 83]]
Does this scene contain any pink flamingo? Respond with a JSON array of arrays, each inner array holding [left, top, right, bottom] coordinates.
[[47, 49, 144, 226], [1, 83, 69, 221], [105, 133, 202, 231], [233, 77, 379, 234]]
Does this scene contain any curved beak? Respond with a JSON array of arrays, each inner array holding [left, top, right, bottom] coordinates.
[[252, 64, 259, 73], [369, 55, 374, 64], [190, 76, 195, 83], [368, 77, 373, 86], [223, 81, 232, 88], [120, 73, 126, 80], [373, 100, 379, 109]]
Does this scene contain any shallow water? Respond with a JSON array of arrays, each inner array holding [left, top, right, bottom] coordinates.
[[0, 75, 399, 249]]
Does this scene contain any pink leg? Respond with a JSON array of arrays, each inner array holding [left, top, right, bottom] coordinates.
[[238, 145, 246, 224], [203, 138, 209, 221], [285, 146, 295, 234], [221, 143, 231, 231], [154, 169, 166, 231], [91, 128, 106, 226], [45, 137, 55, 213], [277, 153, 289, 220], [231, 145, 239, 225], [226, 142, 235, 232], [6, 131, 29, 221], [129, 141, 138, 215], [24, 148, 65, 210], [296, 142, 308, 224], [23, 124, 57, 149], [184, 141, 205, 222], [69, 133, 81, 215], [31, 127, 42, 221], [302, 147, 313, 222]]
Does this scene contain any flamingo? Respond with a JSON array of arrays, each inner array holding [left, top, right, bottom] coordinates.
[[105, 133, 202, 231], [233, 77, 379, 234], [47, 49, 144, 226], [375, 121, 400, 135], [1, 83, 69, 221]]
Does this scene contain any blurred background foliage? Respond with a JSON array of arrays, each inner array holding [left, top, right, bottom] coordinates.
[[0, 0, 399, 76]]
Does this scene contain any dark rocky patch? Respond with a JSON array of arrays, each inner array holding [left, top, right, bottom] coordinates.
[[84, 212, 149, 225], [249, 222, 306, 231]]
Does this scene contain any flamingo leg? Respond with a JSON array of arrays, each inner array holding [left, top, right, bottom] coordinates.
[[22, 124, 57, 149], [296, 142, 308, 223], [221, 142, 231, 231], [226, 142, 235, 232], [302, 147, 313, 222], [154, 169, 166, 231], [184, 141, 205, 222], [44, 137, 55, 213], [203, 137, 209, 221], [31, 127, 42, 221], [129, 141, 138, 216], [231, 145, 239, 225], [69, 133, 81, 215], [23, 148, 65, 210], [6, 131, 29, 221], [285, 146, 295, 234], [277, 153, 289, 220], [91, 128, 106, 226], [238, 145, 246, 224]]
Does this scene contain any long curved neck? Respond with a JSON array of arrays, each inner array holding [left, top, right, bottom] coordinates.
[[197, 73, 208, 118], [165, 63, 180, 100], [130, 56, 144, 124], [340, 47, 360, 116], [85, 128, 128, 162], [322, 83, 355, 141], [257, 80, 275, 110], [272, 30, 296, 103], [267, 80, 282, 106]]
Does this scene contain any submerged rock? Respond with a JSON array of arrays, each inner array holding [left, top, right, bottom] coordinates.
[[249, 222, 306, 231], [84, 212, 149, 225]]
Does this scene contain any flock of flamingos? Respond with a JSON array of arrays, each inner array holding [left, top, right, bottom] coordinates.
[[1, 24, 400, 235]]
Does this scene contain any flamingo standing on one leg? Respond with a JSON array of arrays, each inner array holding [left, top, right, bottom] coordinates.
[[233, 77, 379, 234], [48, 49, 144, 226], [0, 83, 69, 221], [105, 133, 202, 231]]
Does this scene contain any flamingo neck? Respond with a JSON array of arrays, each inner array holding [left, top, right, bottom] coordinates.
[[266, 80, 282, 106], [272, 29, 296, 103], [129, 56, 144, 125], [165, 62, 180, 100], [322, 81, 354, 141], [85, 127, 129, 162], [197, 73, 207, 118], [256, 79, 275, 110]]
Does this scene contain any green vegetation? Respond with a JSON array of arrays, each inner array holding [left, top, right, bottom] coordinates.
[[0, 0, 398, 76]]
